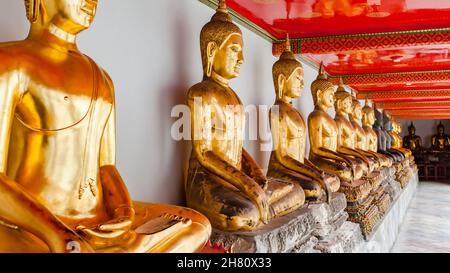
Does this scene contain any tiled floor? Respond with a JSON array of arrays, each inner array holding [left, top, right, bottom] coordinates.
[[391, 181, 450, 253]]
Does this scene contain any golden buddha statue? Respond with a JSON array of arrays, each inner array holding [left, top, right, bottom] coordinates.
[[0, 0, 211, 253], [332, 79, 381, 235], [267, 36, 339, 203], [382, 113, 412, 187], [307, 65, 371, 203], [392, 120, 417, 172], [390, 120, 413, 159], [361, 99, 392, 169], [185, 1, 304, 232], [334, 79, 376, 177], [431, 122, 450, 151], [348, 91, 382, 172], [351, 96, 391, 216], [403, 123, 422, 151]]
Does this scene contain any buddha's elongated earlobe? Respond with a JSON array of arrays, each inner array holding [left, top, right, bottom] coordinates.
[[206, 42, 217, 78], [278, 74, 285, 99], [25, 0, 40, 23]]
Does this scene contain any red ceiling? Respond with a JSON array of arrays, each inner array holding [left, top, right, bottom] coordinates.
[[203, 0, 450, 119], [226, 0, 450, 39]]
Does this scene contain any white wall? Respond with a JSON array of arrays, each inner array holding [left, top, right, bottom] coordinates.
[[0, 0, 321, 205], [400, 120, 450, 148]]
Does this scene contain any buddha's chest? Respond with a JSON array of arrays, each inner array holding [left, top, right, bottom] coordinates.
[[338, 121, 355, 146], [15, 67, 113, 132], [210, 93, 244, 136], [286, 111, 305, 140], [354, 127, 366, 147]]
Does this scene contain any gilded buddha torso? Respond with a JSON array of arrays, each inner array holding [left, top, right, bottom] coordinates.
[[309, 109, 338, 153], [363, 126, 378, 152], [353, 122, 367, 150], [188, 79, 244, 169], [275, 101, 306, 163], [335, 114, 355, 149], [1, 41, 113, 219]]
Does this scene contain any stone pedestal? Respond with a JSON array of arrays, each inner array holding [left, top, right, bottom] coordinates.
[[385, 167, 402, 201], [210, 208, 316, 253], [306, 193, 365, 253], [315, 221, 365, 253], [307, 192, 348, 239]]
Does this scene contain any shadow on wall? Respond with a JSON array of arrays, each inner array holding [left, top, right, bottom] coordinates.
[[157, 3, 191, 206], [0, 1, 28, 40]]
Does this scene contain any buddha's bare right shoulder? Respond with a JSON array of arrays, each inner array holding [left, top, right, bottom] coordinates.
[[188, 80, 221, 99], [308, 110, 326, 120], [0, 40, 34, 69]]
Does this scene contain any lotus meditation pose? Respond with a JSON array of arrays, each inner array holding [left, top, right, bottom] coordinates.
[[402, 123, 422, 151], [431, 122, 450, 151], [185, 1, 304, 232], [267, 37, 339, 203], [307, 65, 371, 203], [0, 0, 211, 253]]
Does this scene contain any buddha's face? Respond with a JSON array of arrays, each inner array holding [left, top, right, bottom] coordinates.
[[409, 127, 415, 135], [438, 126, 444, 136], [285, 68, 304, 99], [212, 34, 244, 79], [337, 96, 352, 114], [367, 111, 375, 125], [353, 103, 362, 120], [319, 87, 335, 109], [56, 0, 98, 31]]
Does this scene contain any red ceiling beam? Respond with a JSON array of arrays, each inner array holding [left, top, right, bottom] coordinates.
[[394, 115, 450, 120], [357, 90, 450, 103], [273, 29, 450, 55], [329, 71, 450, 86], [387, 109, 450, 117], [377, 101, 450, 110]]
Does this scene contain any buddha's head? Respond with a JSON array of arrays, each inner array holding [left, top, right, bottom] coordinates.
[[394, 121, 402, 134], [311, 63, 335, 110], [26, 0, 98, 36], [374, 106, 384, 129], [200, 0, 244, 81], [334, 78, 353, 115], [350, 90, 363, 122], [383, 112, 393, 132], [438, 121, 445, 136], [273, 35, 304, 101], [362, 99, 375, 126], [408, 122, 416, 135]]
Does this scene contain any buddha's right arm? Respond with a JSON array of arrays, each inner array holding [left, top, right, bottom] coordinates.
[[307, 123, 351, 166], [0, 68, 83, 251], [276, 150, 321, 179]]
